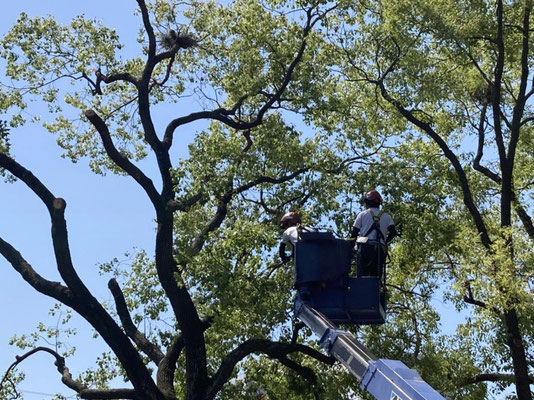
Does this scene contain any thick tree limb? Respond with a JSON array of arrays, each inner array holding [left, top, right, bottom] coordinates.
[[84, 110, 162, 210], [462, 372, 534, 386], [0, 152, 164, 399], [492, 0, 507, 167], [0, 237, 75, 307], [108, 279, 165, 365], [137, 0, 157, 61], [0, 153, 55, 212], [156, 318, 212, 399], [470, 112, 534, 239], [163, 95, 249, 148], [0, 153, 91, 296], [206, 339, 335, 399], [89, 70, 139, 95], [167, 192, 204, 212], [508, 2, 531, 165], [513, 198, 534, 238], [0, 347, 139, 400]]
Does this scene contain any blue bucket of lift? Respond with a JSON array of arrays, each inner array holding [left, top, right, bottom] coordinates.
[[294, 232, 386, 325], [345, 277, 385, 324]]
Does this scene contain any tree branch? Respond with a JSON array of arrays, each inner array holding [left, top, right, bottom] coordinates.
[[0, 153, 55, 212], [137, 0, 157, 61], [0, 347, 139, 400], [0, 152, 164, 399], [508, 1, 532, 164], [473, 104, 502, 183], [167, 192, 204, 212], [108, 279, 164, 365], [156, 318, 212, 399], [163, 5, 332, 146], [376, 83, 492, 247], [206, 339, 335, 399], [492, 0, 507, 167], [513, 196, 534, 238], [462, 372, 534, 386], [84, 110, 162, 210], [0, 236, 75, 307]]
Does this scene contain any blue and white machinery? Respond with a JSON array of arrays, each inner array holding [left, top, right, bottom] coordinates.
[[293, 232, 446, 400]]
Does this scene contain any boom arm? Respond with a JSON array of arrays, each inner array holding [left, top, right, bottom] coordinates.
[[295, 298, 446, 400]]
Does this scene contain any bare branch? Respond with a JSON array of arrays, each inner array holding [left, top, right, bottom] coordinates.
[[167, 192, 204, 212], [89, 70, 139, 95], [462, 372, 534, 386], [84, 110, 162, 210], [473, 104, 502, 183], [0, 153, 55, 212], [206, 339, 335, 399], [0, 153, 163, 399], [0, 237, 75, 308], [156, 318, 212, 399], [0, 153, 93, 296], [0, 347, 139, 400], [137, 0, 157, 60], [108, 279, 164, 365]]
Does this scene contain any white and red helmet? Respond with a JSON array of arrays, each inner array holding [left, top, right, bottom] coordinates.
[[364, 190, 382, 206], [280, 211, 301, 228]]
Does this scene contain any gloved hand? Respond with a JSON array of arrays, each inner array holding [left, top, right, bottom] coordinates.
[[281, 254, 291, 263]]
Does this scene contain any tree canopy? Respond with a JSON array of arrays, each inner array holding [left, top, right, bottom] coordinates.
[[0, 0, 533, 399]]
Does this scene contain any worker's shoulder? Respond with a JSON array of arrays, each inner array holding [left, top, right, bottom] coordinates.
[[282, 226, 297, 236]]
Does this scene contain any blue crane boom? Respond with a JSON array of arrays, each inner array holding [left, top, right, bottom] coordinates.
[[294, 297, 446, 400]]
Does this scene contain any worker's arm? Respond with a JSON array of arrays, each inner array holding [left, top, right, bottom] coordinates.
[[386, 224, 397, 244], [279, 242, 291, 262], [349, 226, 360, 248]]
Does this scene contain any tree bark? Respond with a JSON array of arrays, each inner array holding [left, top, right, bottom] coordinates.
[[504, 309, 532, 400]]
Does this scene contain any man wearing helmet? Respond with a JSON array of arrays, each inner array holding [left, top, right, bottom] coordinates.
[[278, 211, 312, 263], [350, 190, 397, 276]]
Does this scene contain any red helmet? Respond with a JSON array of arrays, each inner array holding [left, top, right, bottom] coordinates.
[[280, 211, 301, 228], [364, 190, 382, 205]]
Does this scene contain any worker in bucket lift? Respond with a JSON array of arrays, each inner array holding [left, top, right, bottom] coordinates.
[[278, 211, 313, 263], [350, 190, 397, 276]]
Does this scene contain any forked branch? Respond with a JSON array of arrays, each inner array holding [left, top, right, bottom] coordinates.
[[0, 347, 138, 400], [206, 339, 335, 398]]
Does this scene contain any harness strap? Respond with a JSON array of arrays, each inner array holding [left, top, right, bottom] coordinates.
[[297, 225, 312, 240], [362, 209, 386, 241]]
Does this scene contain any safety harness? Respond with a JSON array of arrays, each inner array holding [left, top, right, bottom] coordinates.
[[296, 225, 313, 240], [362, 209, 386, 242]]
